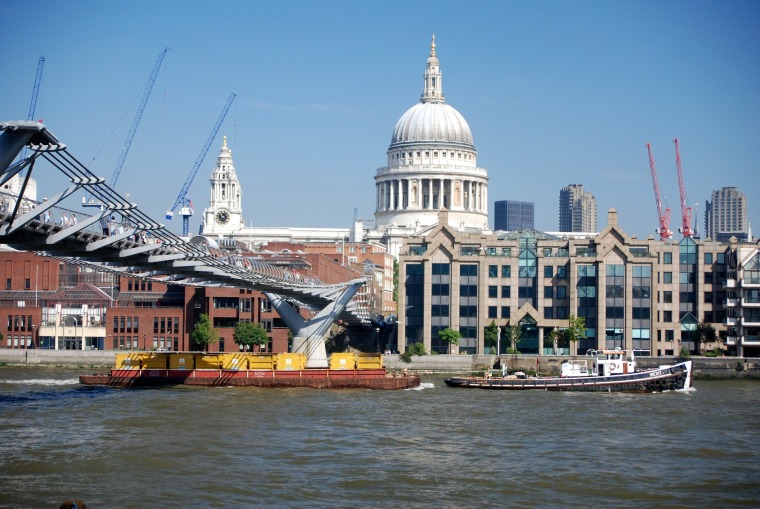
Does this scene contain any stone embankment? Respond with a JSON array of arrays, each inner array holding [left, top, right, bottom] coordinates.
[[0, 350, 757, 379]]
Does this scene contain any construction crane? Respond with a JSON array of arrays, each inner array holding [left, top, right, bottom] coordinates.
[[646, 142, 673, 241], [166, 92, 236, 236], [84, 47, 169, 206], [19, 56, 45, 165], [673, 138, 693, 238]]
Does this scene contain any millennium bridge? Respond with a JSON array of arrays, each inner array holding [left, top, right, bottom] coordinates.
[[0, 120, 371, 367]]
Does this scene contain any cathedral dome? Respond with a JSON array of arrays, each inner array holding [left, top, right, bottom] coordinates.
[[391, 101, 474, 149]]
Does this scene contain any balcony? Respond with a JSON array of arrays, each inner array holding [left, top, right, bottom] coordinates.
[[725, 335, 739, 345], [743, 335, 760, 345], [724, 278, 736, 288], [741, 278, 760, 288], [741, 317, 760, 326], [741, 298, 760, 307], [725, 298, 737, 308], [724, 317, 737, 327]]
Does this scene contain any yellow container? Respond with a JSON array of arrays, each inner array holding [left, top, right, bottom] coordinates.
[[275, 352, 306, 371], [329, 352, 357, 370], [356, 353, 383, 369], [141, 352, 169, 369], [114, 352, 145, 369], [195, 353, 222, 370], [248, 353, 275, 370], [221, 353, 249, 370], [169, 353, 196, 370]]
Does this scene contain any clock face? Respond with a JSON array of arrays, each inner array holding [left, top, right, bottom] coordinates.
[[216, 210, 230, 225]]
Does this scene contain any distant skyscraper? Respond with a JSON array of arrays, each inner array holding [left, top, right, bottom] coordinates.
[[705, 187, 749, 241], [559, 184, 597, 232], [494, 200, 534, 231]]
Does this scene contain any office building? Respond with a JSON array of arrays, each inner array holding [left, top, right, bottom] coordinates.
[[494, 200, 534, 231], [705, 187, 749, 241], [559, 184, 597, 233]]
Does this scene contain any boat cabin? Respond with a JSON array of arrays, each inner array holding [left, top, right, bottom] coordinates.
[[560, 349, 636, 377]]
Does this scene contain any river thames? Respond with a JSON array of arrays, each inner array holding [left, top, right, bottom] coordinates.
[[0, 367, 758, 508]]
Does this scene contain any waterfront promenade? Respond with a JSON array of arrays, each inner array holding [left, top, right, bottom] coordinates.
[[0, 349, 757, 379]]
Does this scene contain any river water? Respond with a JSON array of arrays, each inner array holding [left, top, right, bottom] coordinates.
[[0, 367, 758, 509]]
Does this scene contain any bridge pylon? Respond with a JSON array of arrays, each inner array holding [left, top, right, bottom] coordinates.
[[265, 281, 363, 368]]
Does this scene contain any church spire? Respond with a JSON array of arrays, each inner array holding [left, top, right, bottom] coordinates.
[[421, 34, 444, 104]]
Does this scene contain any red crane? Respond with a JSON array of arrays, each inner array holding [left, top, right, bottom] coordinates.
[[646, 143, 673, 241], [673, 138, 693, 238]]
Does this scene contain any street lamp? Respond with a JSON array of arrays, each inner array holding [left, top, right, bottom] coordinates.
[[31, 323, 36, 349]]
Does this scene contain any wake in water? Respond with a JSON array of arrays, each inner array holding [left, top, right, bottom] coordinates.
[[408, 382, 435, 391], [2, 378, 80, 386]]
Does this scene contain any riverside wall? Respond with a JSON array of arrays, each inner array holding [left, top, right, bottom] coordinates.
[[0, 350, 758, 379]]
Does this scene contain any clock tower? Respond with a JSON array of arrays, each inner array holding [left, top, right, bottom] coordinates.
[[203, 136, 244, 235]]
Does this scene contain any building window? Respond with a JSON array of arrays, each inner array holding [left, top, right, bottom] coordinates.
[[502, 265, 511, 278], [24, 279, 30, 290], [488, 306, 497, 319], [544, 266, 553, 278], [663, 272, 672, 284], [544, 307, 554, 319], [704, 253, 713, 264], [488, 286, 498, 298], [704, 272, 713, 284], [664, 252, 672, 264], [544, 286, 553, 299], [488, 265, 498, 278], [501, 306, 510, 318], [501, 286, 510, 298], [557, 286, 567, 299], [557, 266, 567, 278], [663, 291, 672, 303], [543, 248, 552, 256], [5, 278, 10, 290], [704, 292, 713, 303], [664, 311, 672, 322]]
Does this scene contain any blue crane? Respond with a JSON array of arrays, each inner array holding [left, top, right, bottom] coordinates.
[[19, 56, 45, 165], [84, 47, 169, 206], [166, 92, 236, 236]]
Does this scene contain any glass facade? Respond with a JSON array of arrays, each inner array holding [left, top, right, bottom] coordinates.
[[404, 263, 424, 345], [458, 264, 478, 353], [430, 263, 450, 353], [577, 265, 597, 352]]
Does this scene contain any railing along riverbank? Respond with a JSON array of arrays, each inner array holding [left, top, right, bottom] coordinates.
[[0, 350, 758, 379]]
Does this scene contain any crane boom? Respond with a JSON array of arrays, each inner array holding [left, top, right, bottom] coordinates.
[[646, 142, 673, 241], [19, 56, 45, 165], [26, 56, 45, 122], [108, 47, 169, 189], [673, 138, 693, 237], [166, 92, 236, 236]]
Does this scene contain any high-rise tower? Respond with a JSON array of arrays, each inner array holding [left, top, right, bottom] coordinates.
[[705, 187, 749, 241], [559, 184, 597, 232]]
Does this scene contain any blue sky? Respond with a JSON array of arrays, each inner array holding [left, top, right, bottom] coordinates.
[[1, 0, 758, 239]]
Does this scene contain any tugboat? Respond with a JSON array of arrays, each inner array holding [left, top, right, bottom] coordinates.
[[80, 351, 420, 390], [444, 349, 692, 393]]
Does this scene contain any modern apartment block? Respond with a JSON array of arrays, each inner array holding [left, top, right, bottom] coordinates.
[[494, 200, 534, 231], [705, 187, 749, 242], [397, 209, 753, 357], [559, 184, 597, 232]]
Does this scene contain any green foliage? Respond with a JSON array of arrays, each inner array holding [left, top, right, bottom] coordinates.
[[438, 328, 462, 354], [191, 314, 219, 352], [696, 322, 718, 351], [564, 315, 587, 343], [400, 341, 426, 363], [484, 321, 499, 348], [392, 258, 399, 304], [679, 347, 691, 360], [503, 324, 523, 353], [233, 321, 269, 351], [704, 347, 725, 357]]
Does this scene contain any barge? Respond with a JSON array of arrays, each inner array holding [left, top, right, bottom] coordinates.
[[79, 351, 420, 390], [444, 349, 692, 393]]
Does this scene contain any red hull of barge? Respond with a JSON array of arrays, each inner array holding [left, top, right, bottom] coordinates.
[[79, 368, 420, 390]]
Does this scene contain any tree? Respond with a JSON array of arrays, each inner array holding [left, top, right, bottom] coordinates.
[[564, 315, 587, 355], [484, 321, 499, 353], [191, 314, 219, 352], [233, 321, 269, 352], [696, 322, 717, 355], [438, 328, 462, 354], [503, 324, 523, 354]]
